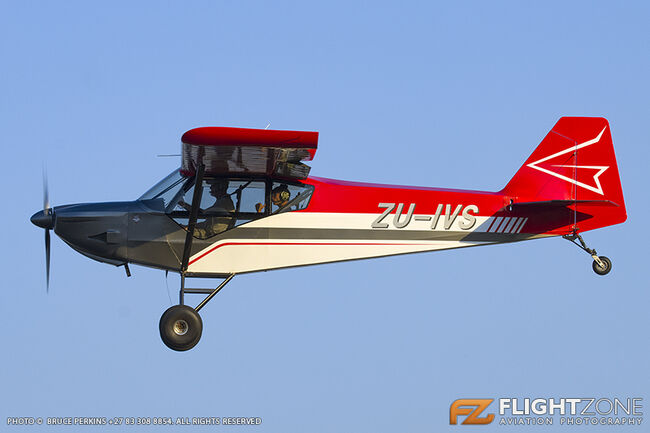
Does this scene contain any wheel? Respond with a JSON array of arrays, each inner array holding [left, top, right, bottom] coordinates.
[[159, 305, 203, 351], [592, 256, 612, 276]]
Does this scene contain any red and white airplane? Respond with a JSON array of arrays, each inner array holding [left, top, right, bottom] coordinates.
[[31, 117, 626, 350]]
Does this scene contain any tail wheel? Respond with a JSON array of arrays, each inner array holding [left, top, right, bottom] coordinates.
[[592, 256, 612, 276], [159, 305, 203, 351]]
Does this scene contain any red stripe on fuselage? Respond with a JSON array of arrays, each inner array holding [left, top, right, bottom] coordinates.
[[188, 241, 434, 266]]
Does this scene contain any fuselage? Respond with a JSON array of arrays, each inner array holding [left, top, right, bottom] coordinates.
[[31, 174, 580, 276]]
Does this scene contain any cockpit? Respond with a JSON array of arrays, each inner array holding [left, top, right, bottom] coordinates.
[[139, 170, 313, 239]]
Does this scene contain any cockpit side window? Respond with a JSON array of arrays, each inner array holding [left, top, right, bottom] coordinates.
[[159, 176, 314, 239], [167, 178, 267, 239]]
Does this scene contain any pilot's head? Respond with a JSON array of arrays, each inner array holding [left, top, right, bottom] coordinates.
[[271, 184, 290, 207], [207, 179, 228, 198]]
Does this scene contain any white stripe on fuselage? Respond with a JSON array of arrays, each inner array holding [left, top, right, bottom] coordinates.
[[186, 212, 529, 274], [244, 212, 495, 232]]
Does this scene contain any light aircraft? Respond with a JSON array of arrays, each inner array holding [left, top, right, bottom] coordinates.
[[31, 117, 626, 351]]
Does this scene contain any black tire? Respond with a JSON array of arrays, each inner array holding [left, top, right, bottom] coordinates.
[[592, 256, 612, 276], [159, 305, 203, 351]]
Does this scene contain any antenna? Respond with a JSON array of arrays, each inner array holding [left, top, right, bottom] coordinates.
[[265, 123, 271, 130]]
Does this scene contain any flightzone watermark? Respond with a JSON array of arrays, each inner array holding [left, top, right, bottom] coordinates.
[[450, 397, 643, 426]]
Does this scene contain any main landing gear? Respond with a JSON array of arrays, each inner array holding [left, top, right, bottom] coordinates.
[[563, 232, 612, 276], [158, 162, 234, 351], [159, 274, 235, 351]]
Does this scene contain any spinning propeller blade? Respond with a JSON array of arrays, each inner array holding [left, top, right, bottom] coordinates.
[[45, 228, 50, 292], [42, 167, 52, 292], [43, 167, 50, 213]]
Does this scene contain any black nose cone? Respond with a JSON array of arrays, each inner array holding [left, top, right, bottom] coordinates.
[[31, 210, 54, 229]]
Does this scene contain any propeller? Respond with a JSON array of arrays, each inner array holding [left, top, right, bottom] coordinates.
[[31, 168, 54, 292]]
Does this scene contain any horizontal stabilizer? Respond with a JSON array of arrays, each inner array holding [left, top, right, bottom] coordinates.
[[510, 199, 621, 210]]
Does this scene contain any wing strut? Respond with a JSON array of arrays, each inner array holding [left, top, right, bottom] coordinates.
[[179, 163, 205, 305], [180, 163, 205, 274]]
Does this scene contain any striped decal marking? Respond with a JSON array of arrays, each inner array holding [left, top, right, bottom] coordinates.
[[503, 217, 518, 233], [515, 217, 528, 233], [484, 216, 529, 234], [488, 217, 503, 233], [509, 217, 523, 233], [496, 217, 511, 233]]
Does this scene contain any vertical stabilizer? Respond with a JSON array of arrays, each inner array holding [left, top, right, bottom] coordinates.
[[501, 117, 626, 232]]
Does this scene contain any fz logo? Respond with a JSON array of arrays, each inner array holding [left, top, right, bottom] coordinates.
[[449, 399, 495, 425]]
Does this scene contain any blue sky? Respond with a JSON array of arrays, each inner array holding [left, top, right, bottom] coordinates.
[[2, 1, 649, 431]]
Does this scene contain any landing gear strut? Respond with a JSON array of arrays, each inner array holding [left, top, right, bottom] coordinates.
[[563, 232, 612, 276], [159, 274, 235, 351], [158, 162, 232, 351]]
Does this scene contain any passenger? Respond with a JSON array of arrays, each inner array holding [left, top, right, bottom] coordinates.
[[271, 184, 291, 210], [179, 179, 235, 238], [256, 184, 292, 213]]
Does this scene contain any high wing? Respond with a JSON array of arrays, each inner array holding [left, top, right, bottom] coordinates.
[[181, 126, 318, 179]]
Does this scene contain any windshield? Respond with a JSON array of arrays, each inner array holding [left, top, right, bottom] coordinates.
[[138, 170, 189, 209]]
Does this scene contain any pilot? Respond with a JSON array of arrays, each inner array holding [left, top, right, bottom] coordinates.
[[179, 179, 235, 238]]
